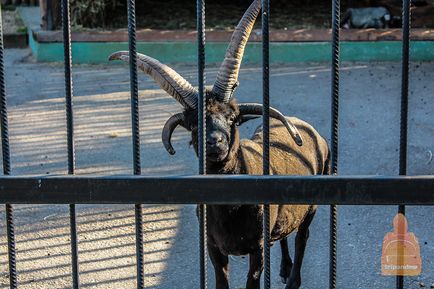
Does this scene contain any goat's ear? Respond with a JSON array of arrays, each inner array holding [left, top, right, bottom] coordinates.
[[181, 116, 194, 132]]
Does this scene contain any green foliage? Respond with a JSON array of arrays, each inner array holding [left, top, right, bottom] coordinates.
[[17, 26, 27, 34], [70, 0, 123, 28]]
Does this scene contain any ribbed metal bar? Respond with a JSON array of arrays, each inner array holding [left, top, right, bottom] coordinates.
[[61, 0, 80, 287], [126, 0, 145, 288], [330, 0, 340, 288], [262, 0, 271, 288], [399, 0, 411, 182], [134, 203, 144, 289], [0, 5, 17, 288], [398, 0, 411, 215], [68, 203, 79, 287], [197, 0, 207, 288], [397, 0, 411, 288], [5, 204, 16, 289], [62, 0, 74, 176]]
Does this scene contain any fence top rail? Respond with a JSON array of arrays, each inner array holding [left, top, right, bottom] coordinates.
[[0, 175, 433, 205]]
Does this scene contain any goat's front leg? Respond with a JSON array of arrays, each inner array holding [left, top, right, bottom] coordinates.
[[246, 248, 263, 289], [208, 243, 229, 289], [285, 208, 316, 289]]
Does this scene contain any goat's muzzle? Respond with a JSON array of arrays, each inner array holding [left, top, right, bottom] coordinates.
[[206, 131, 229, 162]]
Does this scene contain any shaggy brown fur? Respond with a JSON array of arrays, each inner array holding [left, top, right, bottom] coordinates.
[[239, 117, 329, 240]]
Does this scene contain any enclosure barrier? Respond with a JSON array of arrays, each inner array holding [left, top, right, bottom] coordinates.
[[0, 0, 431, 289], [197, 1, 207, 288]]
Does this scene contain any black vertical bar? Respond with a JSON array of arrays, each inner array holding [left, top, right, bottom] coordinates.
[[397, 0, 411, 288], [61, 0, 80, 288], [126, 0, 144, 288], [262, 0, 271, 288], [330, 0, 340, 288], [62, 0, 74, 177], [69, 204, 79, 288], [398, 0, 411, 214], [0, 5, 17, 289], [197, 0, 207, 288]]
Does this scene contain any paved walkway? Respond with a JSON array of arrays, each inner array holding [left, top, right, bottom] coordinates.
[[0, 49, 433, 288]]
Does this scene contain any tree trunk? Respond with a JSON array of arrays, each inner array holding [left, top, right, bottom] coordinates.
[[51, 0, 60, 29], [40, 0, 49, 29], [40, 0, 60, 30]]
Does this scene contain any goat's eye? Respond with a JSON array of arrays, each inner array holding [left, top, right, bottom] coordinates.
[[228, 115, 236, 124]]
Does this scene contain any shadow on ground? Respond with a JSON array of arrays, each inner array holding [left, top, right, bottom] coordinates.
[[0, 49, 433, 288]]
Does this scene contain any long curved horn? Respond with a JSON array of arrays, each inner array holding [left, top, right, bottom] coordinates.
[[162, 113, 187, 155], [211, 0, 261, 103], [238, 103, 304, 146], [238, 115, 260, 126], [109, 51, 198, 109]]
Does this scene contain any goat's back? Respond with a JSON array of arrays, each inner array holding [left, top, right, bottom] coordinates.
[[239, 117, 329, 176], [238, 117, 329, 240]]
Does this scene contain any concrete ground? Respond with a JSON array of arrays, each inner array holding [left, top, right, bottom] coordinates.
[[0, 49, 433, 289]]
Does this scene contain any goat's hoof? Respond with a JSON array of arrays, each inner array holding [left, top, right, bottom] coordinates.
[[280, 265, 292, 284], [285, 281, 301, 289]]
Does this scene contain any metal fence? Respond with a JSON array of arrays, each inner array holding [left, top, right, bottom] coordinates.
[[0, 0, 433, 289]]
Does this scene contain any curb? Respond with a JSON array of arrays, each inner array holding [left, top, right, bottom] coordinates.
[[29, 33, 434, 64]]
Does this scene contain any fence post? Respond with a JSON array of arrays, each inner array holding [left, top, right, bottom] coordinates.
[[397, 0, 411, 288], [261, 0, 271, 288], [330, 0, 340, 288], [125, 0, 145, 288], [61, 0, 81, 287], [0, 4, 18, 289], [197, 0, 208, 288]]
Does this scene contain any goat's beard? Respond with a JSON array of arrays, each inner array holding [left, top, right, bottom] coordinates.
[[206, 148, 229, 163], [192, 138, 230, 163], [208, 126, 241, 173], [192, 125, 241, 174]]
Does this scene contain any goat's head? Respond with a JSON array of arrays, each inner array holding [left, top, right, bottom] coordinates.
[[185, 98, 240, 163], [109, 0, 302, 165]]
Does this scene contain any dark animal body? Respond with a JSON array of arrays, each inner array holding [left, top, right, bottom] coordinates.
[[188, 100, 329, 289], [206, 122, 329, 288], [109, 0, 329, 288]]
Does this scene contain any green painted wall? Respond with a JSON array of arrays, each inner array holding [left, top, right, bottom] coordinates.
[[29, 33, 434, 64]]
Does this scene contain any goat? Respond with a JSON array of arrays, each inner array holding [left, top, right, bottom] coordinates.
[[109, 1, 329, 288]]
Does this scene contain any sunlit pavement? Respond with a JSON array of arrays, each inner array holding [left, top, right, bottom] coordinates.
[[0, 49, 433, 289]]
